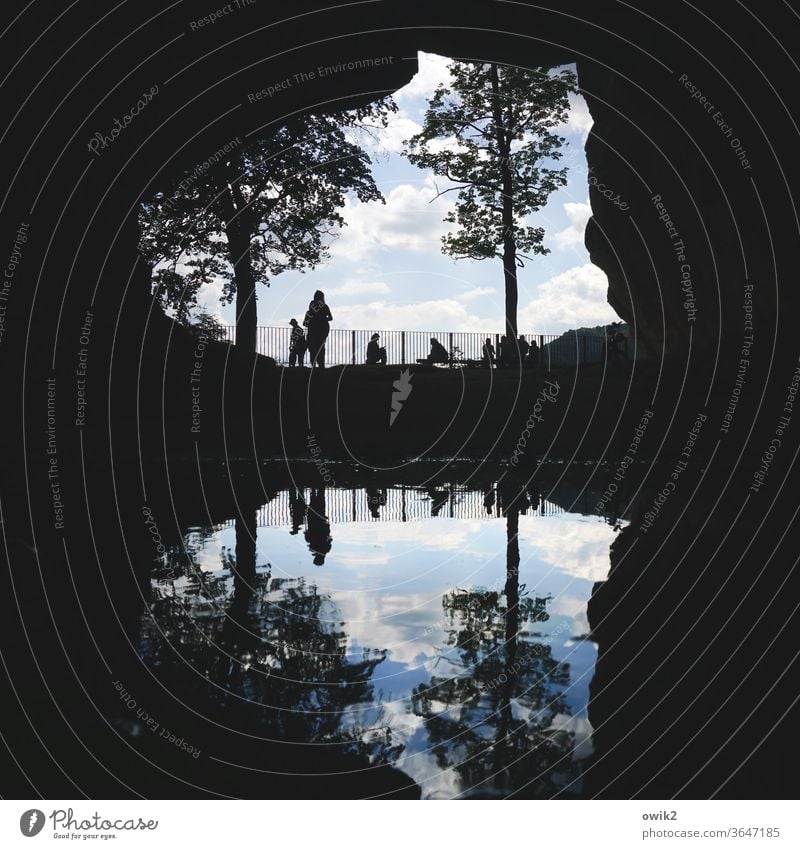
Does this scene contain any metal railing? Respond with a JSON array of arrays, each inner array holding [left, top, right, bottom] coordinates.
[[217, 486, 565, 528], [219, 325, 628, 367]]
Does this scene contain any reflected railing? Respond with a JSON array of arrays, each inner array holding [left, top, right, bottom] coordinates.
[[221, 485, 567, 528]]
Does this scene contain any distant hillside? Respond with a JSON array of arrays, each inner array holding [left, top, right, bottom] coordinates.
[[551, 323, 631, 339], [541, 323, 632, 365]]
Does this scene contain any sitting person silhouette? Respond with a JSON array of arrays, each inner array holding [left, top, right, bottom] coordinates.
[[426, 486, 449, 517], [425, 337, 449, 365], [366, 333, 387, 365]]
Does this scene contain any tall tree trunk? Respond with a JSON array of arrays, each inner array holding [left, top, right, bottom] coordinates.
[[502, 223, 518, 337], [229, 230, 257, 352], [217, 176, 258, 352], [490, 63, 518, 337]]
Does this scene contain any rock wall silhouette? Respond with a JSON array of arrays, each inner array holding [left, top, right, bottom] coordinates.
[[2, 0, 800, 799]]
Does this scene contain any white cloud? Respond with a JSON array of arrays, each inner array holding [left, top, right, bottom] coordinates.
[[364, 114, 423, 155], [314, 266, 616, 336], [550, 593, 592, 636], [330, 298, 482, 332], [459, 286, 496, 302], [192, 278, 226, 321], [560, 91, 593, 141], [551, 200, 592, 250], [519, 263, 617, 334], [330, 174, 454, 262], [522, 514, 613, 583], [358, 53, 453, 156], [159, 261, 228, 323], [394, 52, 453, 105], [326, 279, 391, 297]]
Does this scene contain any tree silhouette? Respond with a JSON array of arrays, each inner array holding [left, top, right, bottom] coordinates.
[[404, 63, 575, 336], [139, 102, 395, 350]]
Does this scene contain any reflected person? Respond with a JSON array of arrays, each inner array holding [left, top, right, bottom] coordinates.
[[288, 487, 306, 535], [305, 487, 332, 565]]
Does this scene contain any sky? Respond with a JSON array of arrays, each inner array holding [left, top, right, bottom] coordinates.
[[196, 53, 621, 336]]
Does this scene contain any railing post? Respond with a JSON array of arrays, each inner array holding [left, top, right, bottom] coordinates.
[[448, 332, 453, 365], [581, 333, 587, 365], [351, 330, 356, 365], [401, 331, 405, 366]]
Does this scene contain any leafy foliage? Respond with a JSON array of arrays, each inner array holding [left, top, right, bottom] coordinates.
[[405, 63, 575, 263], [138, 101, 396, 344], [404, 62, 576, 333], [185, 311, 229, 343]]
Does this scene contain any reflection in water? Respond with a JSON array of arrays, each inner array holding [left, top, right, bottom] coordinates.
[[288, 487, 306, 535], [305, 487, 332, 565], [366, 487, 387, 519], [411, 488, 580, 797], [138, 481, 612, 798], [143, 544, 386, 747]]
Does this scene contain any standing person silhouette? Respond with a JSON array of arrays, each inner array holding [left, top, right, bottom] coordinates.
[[304, 289, 333, 368], [482, 337, 495, 368], [528, 337, 539, 368], [498, 335, 516, 368], [288, 318, 306, 367], [517, 334, 530, 364], [606, 323, 628, 365]]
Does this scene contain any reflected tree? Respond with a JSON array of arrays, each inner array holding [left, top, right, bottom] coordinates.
[[139, 509, 389, 751], [411, 484, 580, 796]]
